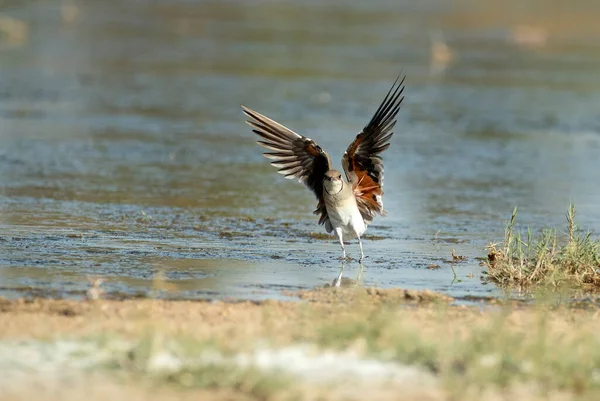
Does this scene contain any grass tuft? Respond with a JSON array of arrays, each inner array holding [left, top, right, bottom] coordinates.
[[485, 204, 600, 289]]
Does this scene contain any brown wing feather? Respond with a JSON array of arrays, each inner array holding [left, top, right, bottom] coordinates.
[[242, 106, 333, 230], [342, 75, 405, 223]]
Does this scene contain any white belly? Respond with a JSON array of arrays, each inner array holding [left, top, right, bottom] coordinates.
[[326, 200, 366, 240]]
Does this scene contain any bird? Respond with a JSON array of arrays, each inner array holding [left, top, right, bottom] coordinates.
[[242, 75, 405, 262]]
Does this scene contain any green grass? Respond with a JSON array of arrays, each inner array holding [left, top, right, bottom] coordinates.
[[484, 204, 600, 290]]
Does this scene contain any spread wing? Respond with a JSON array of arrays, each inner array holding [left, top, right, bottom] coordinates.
[[242, 106, 333, 229], [342, 75, 405, 224]]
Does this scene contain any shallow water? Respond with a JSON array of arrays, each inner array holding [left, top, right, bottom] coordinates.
[[1, 0, 600, 302]]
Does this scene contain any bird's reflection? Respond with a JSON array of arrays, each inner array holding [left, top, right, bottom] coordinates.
[[331, 262, 364, 287]]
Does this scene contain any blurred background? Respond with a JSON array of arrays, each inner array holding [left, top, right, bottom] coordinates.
[[1, 0, 600, 301]]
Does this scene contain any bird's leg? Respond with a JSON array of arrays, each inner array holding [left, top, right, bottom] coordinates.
[[357, 234, 364, 262], [334, 227, 346, 260]]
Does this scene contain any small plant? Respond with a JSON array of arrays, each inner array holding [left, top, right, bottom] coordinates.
[[485, 204, 600, 289]]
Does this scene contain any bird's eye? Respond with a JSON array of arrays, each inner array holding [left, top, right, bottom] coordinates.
[[338, 175, 341, 179]]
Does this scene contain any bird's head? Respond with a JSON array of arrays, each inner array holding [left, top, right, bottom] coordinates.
[[323, 170, 344, 194]]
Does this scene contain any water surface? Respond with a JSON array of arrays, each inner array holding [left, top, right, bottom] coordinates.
[[2, 0, 600, 302]]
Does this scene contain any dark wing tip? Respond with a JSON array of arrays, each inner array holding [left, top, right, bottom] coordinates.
[[358, 73, 405, 146]]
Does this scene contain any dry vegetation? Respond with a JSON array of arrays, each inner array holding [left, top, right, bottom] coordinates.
[[2, 288, 600, 401], [485, 205, 600, 289]]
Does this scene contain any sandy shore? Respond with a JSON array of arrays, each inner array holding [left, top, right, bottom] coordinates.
[[1, 287, 599, 401]]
